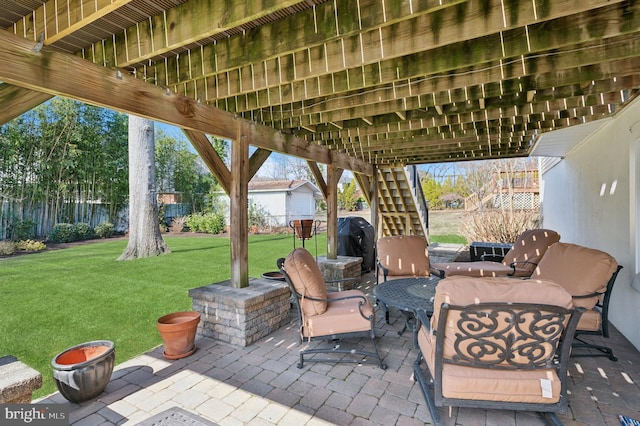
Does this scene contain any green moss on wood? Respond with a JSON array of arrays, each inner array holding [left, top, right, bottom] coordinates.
[[620, 0, 637, 33], [430, 9, 445, 44], [454, 2, 468, 25], [505, 0, 520, 25], [479, 0, 492, 19], [538, 0, 551, 19]]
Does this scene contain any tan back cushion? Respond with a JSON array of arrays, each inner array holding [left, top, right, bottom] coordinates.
[[502, 229, 560, 274], [432, 275, 574, 326], [377, 236, 430, 277], [284, 248, 327, 315], [532, 242, 618, 309], [431, 276, 574, 366]]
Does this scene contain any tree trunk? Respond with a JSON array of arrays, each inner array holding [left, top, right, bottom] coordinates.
[[118, 116, 170, 261]]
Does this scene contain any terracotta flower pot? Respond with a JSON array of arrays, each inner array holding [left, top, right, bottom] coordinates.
[[51, 340, 115, 403], [156, 311, 200, 360], [293, 219, 314, 239]]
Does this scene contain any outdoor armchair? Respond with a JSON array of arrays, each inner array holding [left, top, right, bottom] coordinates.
[[414, 275, 582, 426], [375, 235, 444, 323], [278, 247, 387, 369], [431, 228, 560, 278], [531, 242, 622, 360], [376, 235, 444, 282]]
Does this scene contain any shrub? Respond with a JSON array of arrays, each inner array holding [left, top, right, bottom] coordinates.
[[8, 219, 37, 241], [248, 202, 269, 231], [16, 239, 46, 252], [170, 216, 186, 233], [49, 223, 76, 243], [459, 210, 540, 243], [94, 222, 115, 239], [0, 241, 16, 255], [185, 212, 226, 234], [74, 223, 95, 240]]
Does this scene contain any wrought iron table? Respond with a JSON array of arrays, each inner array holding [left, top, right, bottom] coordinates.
[[373, 276, 440, 336]]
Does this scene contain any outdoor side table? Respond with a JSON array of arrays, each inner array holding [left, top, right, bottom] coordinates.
[[373, 276, 440, 338]]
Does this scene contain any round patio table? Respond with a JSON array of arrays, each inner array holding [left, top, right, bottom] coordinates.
[[373, 276, 440, 337]]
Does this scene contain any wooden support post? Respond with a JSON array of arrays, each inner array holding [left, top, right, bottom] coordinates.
[[326, 164, 343, 259], [370, 165, 379, 239], [230, 124, 249, 288]]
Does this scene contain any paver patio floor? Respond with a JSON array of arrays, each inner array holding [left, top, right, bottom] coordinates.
[[36, 244, 640, 425]]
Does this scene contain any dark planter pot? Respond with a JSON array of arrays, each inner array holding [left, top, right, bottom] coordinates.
[[156, 311, 200, 360], [51, 340, 115, 403], [261, 271, 285, 281]]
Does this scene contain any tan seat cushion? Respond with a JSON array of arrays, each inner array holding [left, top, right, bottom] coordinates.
[[304, 290, 374, 338], [532, 242, 618, 309], [417, 327, 562, 403], [284, 248, 328, 315], [577, 309, 602, 332], [377, 235, 431, 277], [418, 276, 573, 403]]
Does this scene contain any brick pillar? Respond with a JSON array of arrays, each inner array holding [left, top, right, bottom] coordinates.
[[189, 278, 290, 347]]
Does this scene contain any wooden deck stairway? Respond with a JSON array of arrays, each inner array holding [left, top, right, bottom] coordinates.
[[375, 165, 429, 238]]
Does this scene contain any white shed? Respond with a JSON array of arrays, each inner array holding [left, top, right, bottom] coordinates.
[[248, 180, 321, 227]]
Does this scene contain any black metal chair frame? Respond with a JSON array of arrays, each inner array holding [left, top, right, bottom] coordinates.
[[277, 258, 387, 370], [475, 256, 540, 276], [414, 303, 583, 426], [571, 265, 623, 361]]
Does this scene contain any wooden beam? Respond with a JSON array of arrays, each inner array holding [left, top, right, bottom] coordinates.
[[307, 161, 328, 199], [0, 84, 52, 125], [0, 29, 373, 176], [354, 173, 372, 207], [248, 148, 272, 181], [182, 129, 231, 195]]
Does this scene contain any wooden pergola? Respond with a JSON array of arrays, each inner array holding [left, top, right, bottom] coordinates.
[[1, 0, 639, 287]]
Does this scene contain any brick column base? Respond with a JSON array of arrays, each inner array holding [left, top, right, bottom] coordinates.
[[0, 356, 43, 403], [316, 256, 362, 291], [189, 278, 290, 347]]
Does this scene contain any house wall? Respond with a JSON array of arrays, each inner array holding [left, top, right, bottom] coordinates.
[[249, 185, 316, 226], [286, 189, 316, 224], [541, 97, 640, 351], [250, 192, 287, 225]]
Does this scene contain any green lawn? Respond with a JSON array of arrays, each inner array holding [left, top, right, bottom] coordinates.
[[429, 234, 467, 244], [0, 234, 326, 399]]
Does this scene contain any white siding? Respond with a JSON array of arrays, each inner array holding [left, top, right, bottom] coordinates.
[[247, 182, 318, 226], [286, 187, 316, 224], [250, 192, 287, 224], [541, 96, 640, 351]]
